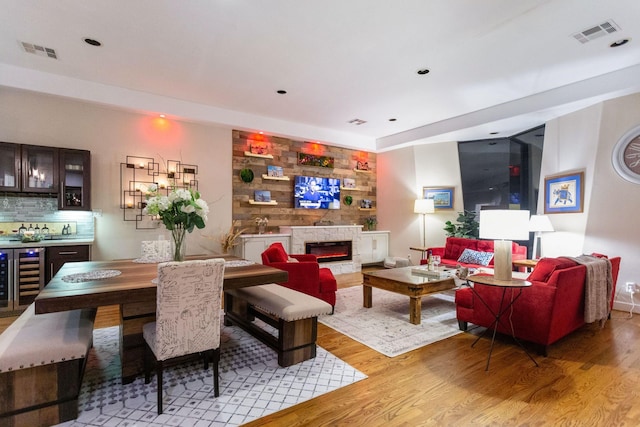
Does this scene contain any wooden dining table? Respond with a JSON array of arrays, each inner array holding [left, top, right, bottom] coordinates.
[[34, 254, 288, 383]]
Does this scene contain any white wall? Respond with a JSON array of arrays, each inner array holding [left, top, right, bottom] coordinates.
[[0, 87, 233, 260], [378, 141, 462, 263], [585, 93, 640, 311], [538, 103, 603, 257]]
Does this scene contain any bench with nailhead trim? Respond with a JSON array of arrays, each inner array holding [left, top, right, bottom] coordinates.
[[0, 303, 96, 427], [224, 284, 332, 367]]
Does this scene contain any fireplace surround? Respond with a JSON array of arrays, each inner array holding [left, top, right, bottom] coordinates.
[[279, 225, 362, 274]]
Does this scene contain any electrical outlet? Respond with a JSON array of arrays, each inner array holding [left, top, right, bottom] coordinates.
[[627, 282, 637, 293]]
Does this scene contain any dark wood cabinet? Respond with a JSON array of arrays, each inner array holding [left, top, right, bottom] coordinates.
[[0, 142, 91, 210], [59, 149, 91, 210], [45, 245, 91, 284], [21, 144, 59, 193], [0, 142, 22, 192]]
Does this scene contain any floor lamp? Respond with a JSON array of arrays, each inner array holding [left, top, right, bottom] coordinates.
[[529, 215, 554, 259], [479, 210, 529, 281], [414, 199, 435, 247]]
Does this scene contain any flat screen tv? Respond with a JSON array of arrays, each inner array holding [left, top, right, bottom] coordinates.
[[294, 175, 341, 209]]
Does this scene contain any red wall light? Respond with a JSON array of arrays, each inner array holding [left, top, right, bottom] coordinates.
[[139, 115, 183, 145]]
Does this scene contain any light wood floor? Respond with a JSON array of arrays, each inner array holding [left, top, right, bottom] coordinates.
[[3, 271, 640, 426]]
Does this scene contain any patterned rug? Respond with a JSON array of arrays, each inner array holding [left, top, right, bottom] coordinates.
[[56, 318, 366, 427], [319, 286, 462, 357]]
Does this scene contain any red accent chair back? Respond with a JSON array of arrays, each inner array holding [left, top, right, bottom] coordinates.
[[261, 243, 337, 309]]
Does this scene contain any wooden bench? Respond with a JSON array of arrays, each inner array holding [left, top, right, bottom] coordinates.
[[0, 303, 96, 427], [224, 284, 332, 367]]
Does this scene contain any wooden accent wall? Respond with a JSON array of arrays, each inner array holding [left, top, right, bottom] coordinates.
[[232, 130, 376, 234]]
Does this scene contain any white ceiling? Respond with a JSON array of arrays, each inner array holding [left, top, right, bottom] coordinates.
[[1, 0, 639, 152]]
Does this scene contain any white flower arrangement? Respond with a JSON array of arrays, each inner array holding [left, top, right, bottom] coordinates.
[[143, 184, 209, 232]]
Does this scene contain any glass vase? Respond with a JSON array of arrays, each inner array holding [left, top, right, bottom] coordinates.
[[171, 225, 186, 262]]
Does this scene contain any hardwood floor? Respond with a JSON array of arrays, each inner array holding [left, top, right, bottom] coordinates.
[[3, 270, 640, 426]]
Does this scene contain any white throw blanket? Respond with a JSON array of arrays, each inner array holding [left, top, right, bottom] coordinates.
[[566, 255, 612, 326]]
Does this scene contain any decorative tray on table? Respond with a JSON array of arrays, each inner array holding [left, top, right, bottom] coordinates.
[[410, 266, 455, 279]]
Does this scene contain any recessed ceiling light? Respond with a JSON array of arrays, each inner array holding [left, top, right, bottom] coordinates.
[[84, 38, 102, 47], [388, 118, 397, 122], [348, 118, 367, 125], [276, 90, 287, 94], [416, 68, 430, 75], [610, 38, 630, 47], [489, 132, 499, 135]]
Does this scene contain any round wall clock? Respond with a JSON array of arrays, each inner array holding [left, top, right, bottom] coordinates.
[[612, 124, 640, 184]]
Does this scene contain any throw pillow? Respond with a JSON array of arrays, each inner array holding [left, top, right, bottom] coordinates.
[[527, 257, 577, 282], [457, 248, 493, 266], [287, 257, 299, 263]]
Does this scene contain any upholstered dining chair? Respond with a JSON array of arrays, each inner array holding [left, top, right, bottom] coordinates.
[[143, 258, 225, 414]]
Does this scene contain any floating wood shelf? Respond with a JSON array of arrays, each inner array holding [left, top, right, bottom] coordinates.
[[358, 207, 376, 211], [244, 151, 274, 159], [353, 168, 372, 173], [340, 186, 361, 191], [261, 174, 290, 181], [249, 200, 278, 205]]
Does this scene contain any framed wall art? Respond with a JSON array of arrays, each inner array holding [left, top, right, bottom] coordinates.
[[422, 187, 454, 209], [544, 171, 584, 214]]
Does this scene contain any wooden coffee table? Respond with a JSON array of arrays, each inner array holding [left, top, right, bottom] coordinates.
[[362, 266, 456, 325]]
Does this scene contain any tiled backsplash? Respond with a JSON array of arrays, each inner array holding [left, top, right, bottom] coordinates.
[[0, 196, 94, 240]]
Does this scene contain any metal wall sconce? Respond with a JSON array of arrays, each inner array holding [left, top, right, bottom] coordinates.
[[119, 155, 199, 229]]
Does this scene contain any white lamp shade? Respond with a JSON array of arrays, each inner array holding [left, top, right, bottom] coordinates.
[[479, 210, 530, 241], [529, 215, 554, 232], [414, 198, 435, 214]]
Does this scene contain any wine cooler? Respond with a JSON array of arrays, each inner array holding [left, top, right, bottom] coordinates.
[[0, 247, 45, 312]]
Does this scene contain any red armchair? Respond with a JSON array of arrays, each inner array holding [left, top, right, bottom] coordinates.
[[261, 243, 337, 310]]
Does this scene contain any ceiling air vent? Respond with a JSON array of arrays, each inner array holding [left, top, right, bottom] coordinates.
[[348, 118, 367, 126], [20, 41, 58, 59], [572, 20, 620, 44]]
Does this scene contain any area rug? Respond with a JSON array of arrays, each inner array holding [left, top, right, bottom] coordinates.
[[56, 319, 366, 427], [319, 286, 462, 357]]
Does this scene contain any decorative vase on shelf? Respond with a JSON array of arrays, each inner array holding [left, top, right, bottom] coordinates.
[[258, 224, 265, 234], [171, 225, 187, 262]]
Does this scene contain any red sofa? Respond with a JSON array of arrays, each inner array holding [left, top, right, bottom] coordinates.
[[420, 237, 527, 269], [261, 242, 337, 309], [455, 255, 621, 355]]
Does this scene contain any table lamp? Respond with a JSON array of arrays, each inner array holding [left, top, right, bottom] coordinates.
[[479, 209, 530, 281], [529, 215, 554, 259], [414, 198, 435, 247]]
